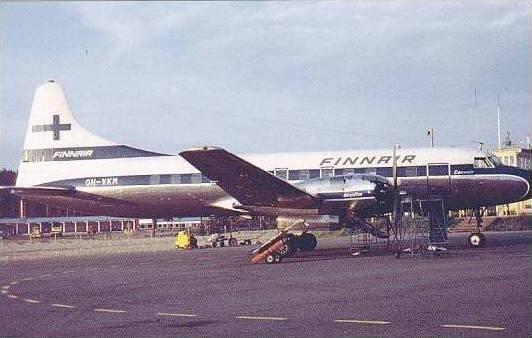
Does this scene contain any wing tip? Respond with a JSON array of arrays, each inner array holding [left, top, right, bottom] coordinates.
[[179, 146, 225, 156]]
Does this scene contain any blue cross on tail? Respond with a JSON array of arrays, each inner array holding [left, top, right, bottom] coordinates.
[[32, 114, 71, 140]]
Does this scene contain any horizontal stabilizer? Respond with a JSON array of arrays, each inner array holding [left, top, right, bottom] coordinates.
[[180, 147, 318, 209], [4, 186, 134, 206]]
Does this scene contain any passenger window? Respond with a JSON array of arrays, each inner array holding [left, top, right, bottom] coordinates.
[[428, 165, 449, 176], [376, 167, 392, 177], [309, 169, 320, 179], [274, 168, 288, 180], [180, 174, 192, 184], [149, 175, 160, 185], [337, 168, 355, 176], [321, 167, 334, 178], [289, 170, 302, 181], [191, 173, 203, 184], [404, 166, 417, 177]]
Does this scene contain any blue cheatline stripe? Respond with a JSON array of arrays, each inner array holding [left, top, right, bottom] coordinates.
[[37, 165, 524, 189], [21, 145, 170, 162], [40, 174, 212, 188]]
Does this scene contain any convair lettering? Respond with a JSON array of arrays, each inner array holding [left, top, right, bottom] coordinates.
[[320, 155, 416, 167], [53, 150, 94, 159], [453, 170, 474, 175]]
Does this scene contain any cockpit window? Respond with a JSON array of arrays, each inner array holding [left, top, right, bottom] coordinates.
[[474, 157, 493, 168]]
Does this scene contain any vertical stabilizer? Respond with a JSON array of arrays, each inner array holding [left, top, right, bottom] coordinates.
[[22, 80, 115, 150], [17, 81, 168, 186]]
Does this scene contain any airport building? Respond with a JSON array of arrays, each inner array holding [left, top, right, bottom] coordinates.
[[491, 145, 532, 216]]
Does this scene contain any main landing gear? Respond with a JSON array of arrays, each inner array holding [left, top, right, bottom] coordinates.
[[274, 232, 318, 261], [468, 208, 486, 248]]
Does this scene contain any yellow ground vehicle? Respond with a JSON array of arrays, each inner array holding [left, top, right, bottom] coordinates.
[[30, 226, 42, 238], [175, 231, 198, 250]]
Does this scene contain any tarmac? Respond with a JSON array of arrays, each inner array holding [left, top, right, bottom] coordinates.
[[0, 231, 530, 337]]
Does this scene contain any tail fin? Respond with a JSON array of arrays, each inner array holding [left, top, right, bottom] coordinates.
[[23, 80, 115, 150], [17, 81, 167, 186]]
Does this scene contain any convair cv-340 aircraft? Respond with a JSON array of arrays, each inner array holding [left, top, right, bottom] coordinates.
[[7, 81, 531, 253]]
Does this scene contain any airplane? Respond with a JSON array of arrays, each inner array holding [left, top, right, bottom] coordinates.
[[5, 81, 531, 259]]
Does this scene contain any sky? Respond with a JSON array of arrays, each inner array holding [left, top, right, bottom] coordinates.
[[1, 1, 530, 170]]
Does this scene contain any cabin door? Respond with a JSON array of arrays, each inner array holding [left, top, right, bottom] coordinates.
[[426, 163, 450, 195]]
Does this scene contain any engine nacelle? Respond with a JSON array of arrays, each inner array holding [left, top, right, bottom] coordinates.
[[295, 174, 392, 216]]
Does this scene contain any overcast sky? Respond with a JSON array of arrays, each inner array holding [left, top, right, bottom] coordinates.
[[1, 1, 529, 170]]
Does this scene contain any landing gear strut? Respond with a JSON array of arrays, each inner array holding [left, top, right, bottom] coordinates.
[[468, 208, 486, 248]]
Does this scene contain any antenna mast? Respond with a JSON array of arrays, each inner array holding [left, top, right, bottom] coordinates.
[[474, 88, 479, 142], [497, 95, 501, 149]]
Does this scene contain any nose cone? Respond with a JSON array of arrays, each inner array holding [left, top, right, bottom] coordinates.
[[527, 170, 532, 199], [494, 166, 531, 203], [514, 167, 531, 201]]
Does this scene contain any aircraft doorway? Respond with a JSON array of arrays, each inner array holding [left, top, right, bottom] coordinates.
[[426, 163, 450, 195]]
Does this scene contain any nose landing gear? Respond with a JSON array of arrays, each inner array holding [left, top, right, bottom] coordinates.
[[468, 208, 487, 248], [468, 232, 486, 248]]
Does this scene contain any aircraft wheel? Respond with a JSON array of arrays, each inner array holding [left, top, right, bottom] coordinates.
[[298, 233, 318, 252], [265, 253, 281, 264], [277, 235, 297, 257], [468, 232, 486, 248]]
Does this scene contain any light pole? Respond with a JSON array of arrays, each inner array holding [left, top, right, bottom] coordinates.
[[427, 128, 434, 147]]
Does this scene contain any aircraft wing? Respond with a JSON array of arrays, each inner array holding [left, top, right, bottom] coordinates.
[[179, 147, 318, 209]]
